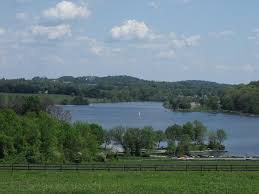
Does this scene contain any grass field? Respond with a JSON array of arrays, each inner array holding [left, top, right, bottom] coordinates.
[[0, 171, 258, 193]]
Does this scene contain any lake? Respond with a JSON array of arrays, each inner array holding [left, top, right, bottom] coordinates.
[[63, 102, 259, 156]]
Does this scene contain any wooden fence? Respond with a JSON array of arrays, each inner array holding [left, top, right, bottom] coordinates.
[[1, 164, 259, 172]]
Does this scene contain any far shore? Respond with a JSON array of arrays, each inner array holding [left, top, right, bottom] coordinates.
[[63, 100, 259, 117]]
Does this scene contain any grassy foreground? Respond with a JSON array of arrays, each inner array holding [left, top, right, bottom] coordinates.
[[0, 171, 258, 194]]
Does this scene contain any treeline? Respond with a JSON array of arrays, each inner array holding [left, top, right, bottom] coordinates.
[[220, 82, 259, 114], [0, 109, 103, 163], [107, 121, 227, 157], [0, 95, 53, 115], [165, 81, 259, 115], [165, 122, 227, 156], [0, 106, 227, 163], [0, 76, 226, 102], [0, 94, 89, 107], [1, 75, 258, 114]]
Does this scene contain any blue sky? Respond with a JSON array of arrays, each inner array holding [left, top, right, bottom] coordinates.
[[0, 0, 259, 83]]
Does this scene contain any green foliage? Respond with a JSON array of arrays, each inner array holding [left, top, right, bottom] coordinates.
[[167, 140, 176, 156], [166, 96, 192, 110], [176, 134, 192, 157], [0, 76, 227, 104], [165, 121, 226, 156], [208, 129, 227, 150], [0, 109, 104, 164], [1, 76, 259, 114], [193, 120, 207, 145], [71, 96, 89, 105], [109, 126, 157, 156], [109, 126, 126, 146], [123, 128, 142, 156], [206, 96, 220, 110], [221, 84, 259, 114], [0, 95, 53, 115], [165, 124, 182, 142], [216, 129, 227, 144]]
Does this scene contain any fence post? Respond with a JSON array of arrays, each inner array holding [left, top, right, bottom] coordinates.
[[27, 163, 30, 171], [139, 164, 142, 171], [216, 164, 218, 171], [186, 165, 188, 172], [123, 164, 125, 172], [200, 165, 203, 172], [230, 165, 232, 172], [60, 164, 62, 172], [11, 164, 14, 173]]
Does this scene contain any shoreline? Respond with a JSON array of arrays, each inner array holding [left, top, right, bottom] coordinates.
[[162, 103, 259, 117], [72, 100, 259, 117]]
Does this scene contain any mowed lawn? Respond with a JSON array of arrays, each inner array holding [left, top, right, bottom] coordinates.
[[0, 171, 259, 194]]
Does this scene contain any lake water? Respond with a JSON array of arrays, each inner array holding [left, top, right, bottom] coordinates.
[[63, 102, 259, 156]]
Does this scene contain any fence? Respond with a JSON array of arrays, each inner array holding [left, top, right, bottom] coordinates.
[[1, 164, 259, 172]]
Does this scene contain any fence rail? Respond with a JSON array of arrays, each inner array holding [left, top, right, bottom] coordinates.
[[1, 164, 259, 172]]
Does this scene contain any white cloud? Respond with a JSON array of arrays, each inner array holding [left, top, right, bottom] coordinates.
[[111, 20, 156, 40], [216, 30, 235, 38], [170, 33, 201, 48], [157, 50, 176, 59], [31, 24, 71, 40], [242, 64, 259, 72], [43, 1, 91, 20], [90, 46, 104, 56], [219, 30, 235, 36], [77, 36, 110, 56], [0, 28, 5, 35], [185, 35, 201, 46], [148, 1, 159, 9], [77, 36, 104, 55]]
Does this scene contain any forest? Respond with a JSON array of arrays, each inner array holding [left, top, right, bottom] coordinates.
[[0, 76, 258, 114], [0, 76, 226, 101], [0, 96, 227, 163]]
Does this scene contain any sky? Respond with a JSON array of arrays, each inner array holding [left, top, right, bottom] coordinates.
[[0, 0, 259, 84]]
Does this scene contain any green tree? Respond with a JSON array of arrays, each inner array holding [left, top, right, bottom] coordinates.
[[182, 122, 194, 141], [208, 131, 218, 150], [110, 126, 126, 146], [207, 96, 220, 110], [141, 126, 156, 150], [165, 124, 182, 142], [103, 130, 111, 150], [0, 133, 14, 159], [176, 134, 191, 157], [123, 128, 142, 156], [216, 129, 227, 145], [193, 120, 207, 145], [167, 141, 176, 156]]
